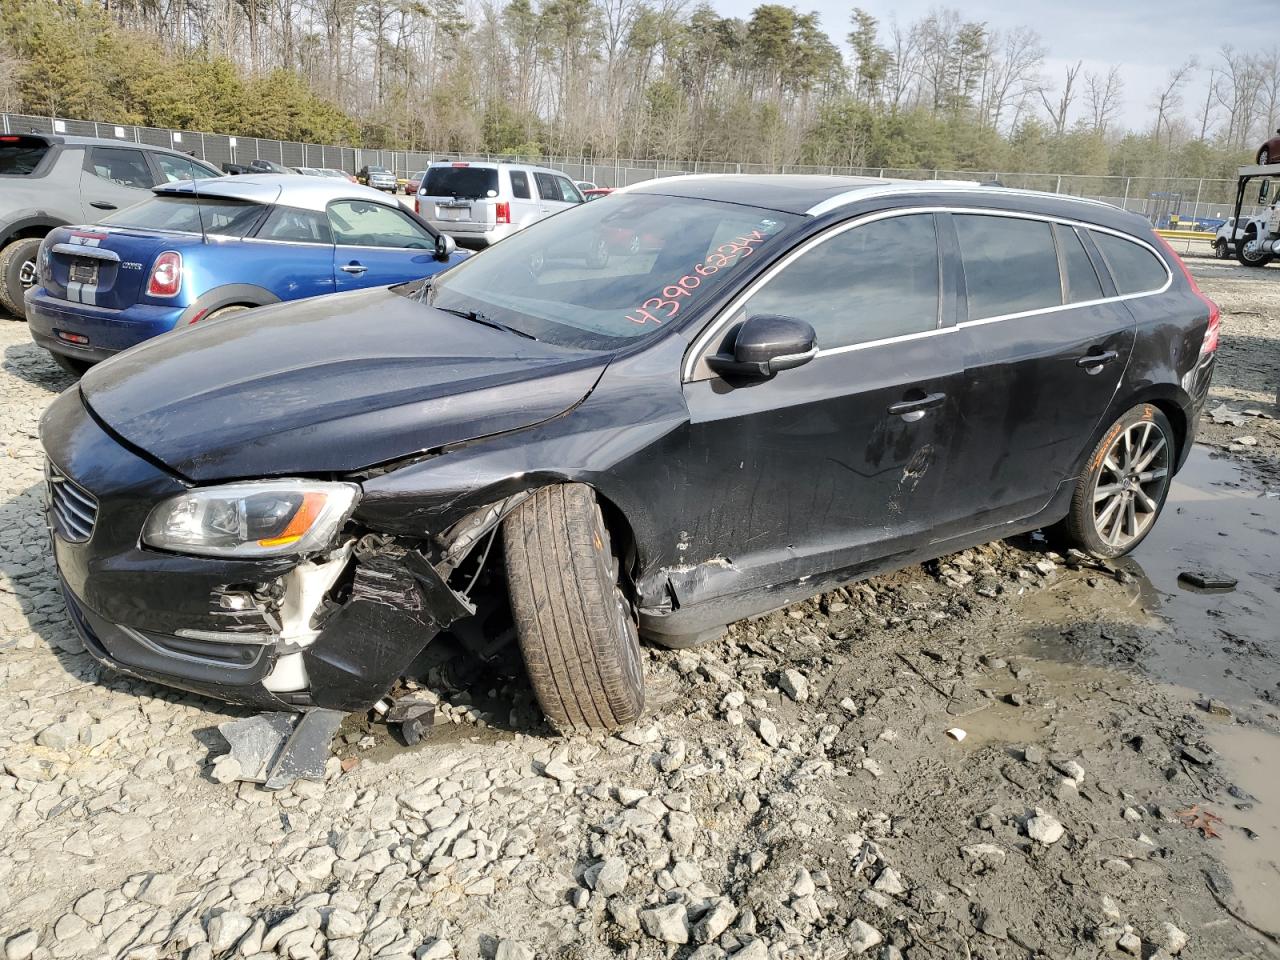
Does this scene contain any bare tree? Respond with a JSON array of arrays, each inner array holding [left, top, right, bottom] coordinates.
[[1151, 57, 1197, 144], [1037, 59, 1081, 135], [978, 25, 1043, 130], [1084, 66, 1123, 135]]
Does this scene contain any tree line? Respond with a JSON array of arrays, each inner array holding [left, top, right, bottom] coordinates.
[[1, 0, 1276, 181]]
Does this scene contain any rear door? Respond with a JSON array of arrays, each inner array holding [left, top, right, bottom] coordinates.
[[79, 146, 158, 221], [940, 212, 1138, 534], [327, 199, 441, 290], [507, 169, 539, 227]]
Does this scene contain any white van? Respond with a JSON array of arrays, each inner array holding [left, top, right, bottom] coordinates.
[[415, 161, 585, 247]]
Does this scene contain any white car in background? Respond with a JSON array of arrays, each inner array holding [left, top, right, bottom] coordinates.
[[415, 161, 584, 247], [1214, 217, 1245, 259]]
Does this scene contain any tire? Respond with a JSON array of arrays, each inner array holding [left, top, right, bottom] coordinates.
[[51, 353, 91, 376], [202, 304, 252, 322], [586, 236, 610, 269], [1260, 148, 1270, 166], [0, 237, 43, 320], [503, 483, 645, 733], [1213, 239, 1229, 260], [1237, 230, 1274, 268], [1055, 403, 1175, 559]]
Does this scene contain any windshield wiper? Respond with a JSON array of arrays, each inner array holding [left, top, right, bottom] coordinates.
[[435, 306, 537, 340]]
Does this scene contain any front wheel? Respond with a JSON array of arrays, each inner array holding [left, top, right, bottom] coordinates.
[[504, 484, 645, 733], [1055, 404, 1174, 559], [1260, 148, 1270, 166], [1213, 238, 1229, 260]]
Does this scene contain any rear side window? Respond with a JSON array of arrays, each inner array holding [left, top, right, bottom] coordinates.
[[1055, 224, 1104, 303], [955, 214, 1061, 320], [424, 166, 499, 199], [100, 196, 265, 236], [0, 135, 51, 175], [533, 172, 559, 201], [509, 171, 531, 199], [89, 147, 154, 188], [258, 206, 332, 244], [1091, 232, 1169, 295], [742, 213, 940, 350]]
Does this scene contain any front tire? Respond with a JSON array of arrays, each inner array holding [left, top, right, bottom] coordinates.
[[1260, 148, 1270, 166], [1057, 404, 1174, 559], [1237, 229, 1275, 268], [0, 237, 43, 320], [504, 484, 645, 733], [1213, 238, 1229, 259]]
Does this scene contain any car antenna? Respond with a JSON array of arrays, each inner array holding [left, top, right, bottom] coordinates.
[[190, 174, 208, 245]]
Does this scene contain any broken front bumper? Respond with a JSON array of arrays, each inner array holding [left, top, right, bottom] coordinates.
[[41, 388, 473, 714]]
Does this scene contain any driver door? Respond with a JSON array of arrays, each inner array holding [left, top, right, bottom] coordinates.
[[673, 212, 963, 599], [327, 200, 442, 290]]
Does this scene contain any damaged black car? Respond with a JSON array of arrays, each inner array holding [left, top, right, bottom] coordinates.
[[40, 175, 1219, 736]]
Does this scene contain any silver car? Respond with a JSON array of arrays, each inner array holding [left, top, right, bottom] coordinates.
[[415, 161, 584, 247], [362, 165, 398, 193]]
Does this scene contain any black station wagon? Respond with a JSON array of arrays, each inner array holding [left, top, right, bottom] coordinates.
[[40, 175, 1219, 733]]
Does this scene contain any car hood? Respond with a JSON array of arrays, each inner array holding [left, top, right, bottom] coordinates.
[[78, 287, 608, 481]]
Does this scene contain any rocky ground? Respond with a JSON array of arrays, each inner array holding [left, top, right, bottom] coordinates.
[[0, 260, 1278, 960]]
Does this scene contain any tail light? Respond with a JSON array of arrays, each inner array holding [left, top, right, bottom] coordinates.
[[1156, 235, 1219, 356], [495, 202, 510, 224], [146, 251, 183, 298]]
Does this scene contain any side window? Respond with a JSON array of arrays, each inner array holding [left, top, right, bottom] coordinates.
[[555, 176, 583, 203], [955, 214, 1061, 320], [154, 153, 219, 183], [328, 200, 434, 248], [509, 171, 531, 200], [1055, 224, 1104, 303], [257, 206, 332, 244], [740, 214, 940, 351], [1090, 231, 1169, 295], [533, 172, 559, 201], [89, 147, 155, 188]]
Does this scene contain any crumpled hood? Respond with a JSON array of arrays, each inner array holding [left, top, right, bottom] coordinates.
[[79, 286, 607, 481]]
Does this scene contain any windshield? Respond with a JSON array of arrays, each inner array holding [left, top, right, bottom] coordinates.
[[423, 193, 798, 350], [424, 166, 500, 199], [100, 196, 266, 236]]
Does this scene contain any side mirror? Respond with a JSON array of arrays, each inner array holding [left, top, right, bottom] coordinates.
[[707, 314, 817, 379], [435, 233, 457, 260]]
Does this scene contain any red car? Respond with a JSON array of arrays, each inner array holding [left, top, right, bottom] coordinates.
[[407, 170, 427, 195], [582, 187, 614, 201], [1257, 129, 1280, 166]]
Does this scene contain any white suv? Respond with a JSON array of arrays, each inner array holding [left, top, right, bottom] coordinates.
[[415, 161, 584, 246]]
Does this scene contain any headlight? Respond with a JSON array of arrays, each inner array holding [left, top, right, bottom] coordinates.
[[142, 480, 360, 558]]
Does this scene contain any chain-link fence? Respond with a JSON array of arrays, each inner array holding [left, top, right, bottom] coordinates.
[[3, 112, 1265, 228]]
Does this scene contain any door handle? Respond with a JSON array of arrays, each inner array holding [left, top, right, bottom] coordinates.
[[89, 201, 117, 210], [888, 392, 946, 421], [1075, 350, 1119, 369], [341, 262, 367, 275]]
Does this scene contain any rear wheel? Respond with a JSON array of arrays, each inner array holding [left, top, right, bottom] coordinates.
[[1260, 148, 1271, 166], [504, 483, 645, 733], [0, 237, 43, 320], [1056, 404, 1174, 559]]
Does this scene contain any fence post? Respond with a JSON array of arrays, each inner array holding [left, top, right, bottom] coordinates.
[[1193, 178, 1203, 223], [1122, 177, 1131, 209], [1055, 175, 1062, 194]]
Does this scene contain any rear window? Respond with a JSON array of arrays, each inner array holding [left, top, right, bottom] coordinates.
[[425, 166, 499, 199], [1055, 224, 1104, 303], [100, 195, 265, 237], [0, 135, 50, 175], [1091, 232, 1169, 295], [955, 214, 1062, 320]]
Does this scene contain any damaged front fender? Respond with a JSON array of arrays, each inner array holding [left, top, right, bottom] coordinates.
[[302, 544, 475, 712]]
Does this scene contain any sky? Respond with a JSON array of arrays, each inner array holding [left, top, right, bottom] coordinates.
[[709, 0, 1263, 133]]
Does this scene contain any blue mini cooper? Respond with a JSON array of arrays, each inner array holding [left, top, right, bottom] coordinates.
[[25, 175, 466, 373]]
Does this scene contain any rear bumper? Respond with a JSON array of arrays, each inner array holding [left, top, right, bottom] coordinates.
[[25, 286, 183, 362], [424, 220, 520, 247]]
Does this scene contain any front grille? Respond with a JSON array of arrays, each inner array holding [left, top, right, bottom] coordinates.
[[46, 461, 98, 542]]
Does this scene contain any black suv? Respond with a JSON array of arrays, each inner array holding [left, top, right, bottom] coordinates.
[[40, 176, 1218, 734], [0, 134, 222, 319]]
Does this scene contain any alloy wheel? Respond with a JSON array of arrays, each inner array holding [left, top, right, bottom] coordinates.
[[19, 258, 37, 290], [1090, 420, 1170, 549]]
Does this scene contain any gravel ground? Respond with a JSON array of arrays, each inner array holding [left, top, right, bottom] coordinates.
[[0, 261, 1278, 960]]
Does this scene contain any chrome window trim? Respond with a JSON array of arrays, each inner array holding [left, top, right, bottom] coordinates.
[[682, 205, 1172, 382], [803, 181, 1114, 218]]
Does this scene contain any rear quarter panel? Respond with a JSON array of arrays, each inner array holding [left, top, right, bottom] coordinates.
[[187, 239, 336, 304]]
